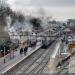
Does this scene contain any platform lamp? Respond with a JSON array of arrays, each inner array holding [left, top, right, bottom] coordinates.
[[3, 40, 6, 63], [64, 28, 70, 44]]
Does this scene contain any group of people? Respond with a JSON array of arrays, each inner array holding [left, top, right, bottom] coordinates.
[[19, 41, 28, 55], [19, 40, 37, 55], [20, 46, 28, 55]]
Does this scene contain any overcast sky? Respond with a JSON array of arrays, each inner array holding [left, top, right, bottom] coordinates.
[[6, 0, 75, 21]]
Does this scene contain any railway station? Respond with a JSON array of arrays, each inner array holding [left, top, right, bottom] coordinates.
[[0, 0, 75, 75]]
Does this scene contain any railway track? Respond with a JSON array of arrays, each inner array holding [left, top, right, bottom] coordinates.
[[24, 48, 50, 74], [2, 41, 57, 75], [3, 48, 46, 75]]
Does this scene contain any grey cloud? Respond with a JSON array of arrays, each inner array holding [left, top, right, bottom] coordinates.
[[6, 0, 75, 20], [28, 0, 75, 7]]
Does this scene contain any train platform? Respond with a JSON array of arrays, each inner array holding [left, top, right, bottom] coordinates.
[[0, 39, 58, 75], [0, 42, 42, 74], [42, 40, 69, 74], [42, 40, 62, 74]]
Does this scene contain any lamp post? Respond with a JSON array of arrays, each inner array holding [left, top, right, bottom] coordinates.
[[13, 48, 14, 58], [36, 32, 37, 43], [3, 43, 6, 63], [64, 28, 70, 44], [10, 48, 11, 59]]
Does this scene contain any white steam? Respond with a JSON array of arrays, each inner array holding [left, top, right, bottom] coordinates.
[[5, 15, 33, 43], [5, 0, 48, 43]]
